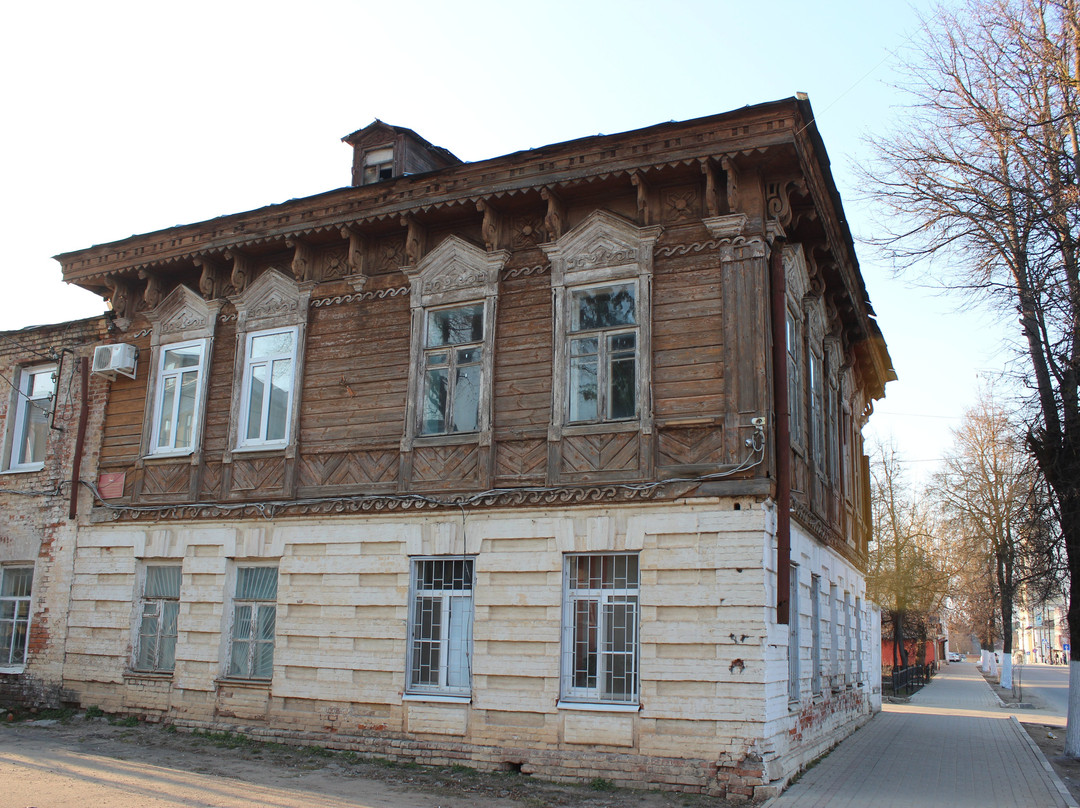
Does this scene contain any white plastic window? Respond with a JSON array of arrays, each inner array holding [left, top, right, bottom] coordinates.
[[134, 565, 181, 672], [0, 567, 32, 668], [561, 554, 639, 704], [238, 328, 296, 449], [421, 305, 484, 435], [407, 558, 474, 696], [8, 365, 55, 471], [567, 283, 638, 423], [228, 566, 278, 680], [150, 341, 206, 454]]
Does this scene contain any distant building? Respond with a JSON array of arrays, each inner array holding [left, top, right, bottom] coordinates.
[[8, 97, 893, 799]]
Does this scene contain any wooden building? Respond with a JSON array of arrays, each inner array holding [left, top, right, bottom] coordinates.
[[47, 97, 893, 799]]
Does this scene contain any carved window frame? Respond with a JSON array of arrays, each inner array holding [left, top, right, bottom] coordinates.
[[783, 246, 811, 457], [226, 269, 312, 459], [142, 285, 221, 461], [402, 236, 506, 452], [543, 211, 662, 439]]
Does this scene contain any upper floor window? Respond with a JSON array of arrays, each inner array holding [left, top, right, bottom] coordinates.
[[421, 304, 484, 435], [407, 557, 474, 697], [7, 364, 55, 472], [150, 341, 206, 455], [0, 566, 33, 669], [567, 283, 638, 423], [362, 147, 395, 184], [402, 236, 505, 450], [238, 327, 297, 449], [143, 284, 221, 460], [560, 553, 639, 705], [134, 564, 181, 673], [543, 210, 662, 438], [786, 310, 803, 448]]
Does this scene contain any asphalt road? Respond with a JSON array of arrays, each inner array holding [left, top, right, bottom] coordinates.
[[1015, 662, 1071, 718]]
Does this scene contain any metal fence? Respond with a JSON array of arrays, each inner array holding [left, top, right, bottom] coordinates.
[[882, 662, 937, 696]]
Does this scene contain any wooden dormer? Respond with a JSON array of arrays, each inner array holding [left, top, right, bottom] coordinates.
[[341, 120, 462, 186]]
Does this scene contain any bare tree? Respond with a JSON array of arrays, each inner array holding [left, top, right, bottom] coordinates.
[[934, 395, 1047, 687], [867, 445, 952, 669], [864, 0, 1080, 752]]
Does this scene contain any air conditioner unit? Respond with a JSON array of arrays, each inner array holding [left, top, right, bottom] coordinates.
[[92, 343, 138, 380]]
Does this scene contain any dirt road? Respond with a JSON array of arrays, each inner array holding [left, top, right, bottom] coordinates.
[[0, 718, 739, 808]]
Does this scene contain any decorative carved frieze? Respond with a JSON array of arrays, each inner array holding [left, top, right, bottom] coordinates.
[[139, 462, 191, 499], [231, 455, 287, 494], [90, 482, 670, 523], [510, 215, 545, 250], [661, 186, 700, 223]]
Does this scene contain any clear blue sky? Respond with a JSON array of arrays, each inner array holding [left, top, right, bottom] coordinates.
[[0, 0, 1015, 475]]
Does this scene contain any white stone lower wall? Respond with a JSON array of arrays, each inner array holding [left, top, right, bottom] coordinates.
[[60, 498, 858, 798], [760, 516, 877, 787]]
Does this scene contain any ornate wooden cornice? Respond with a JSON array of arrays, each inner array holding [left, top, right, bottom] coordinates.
[[57, 102, 805, 286]]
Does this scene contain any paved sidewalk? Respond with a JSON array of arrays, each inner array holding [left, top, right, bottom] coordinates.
[[765, 663, 1077, 807]]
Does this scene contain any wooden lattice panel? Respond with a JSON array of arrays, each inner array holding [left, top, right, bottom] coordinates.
[[495, 439, 547, 481], [231, 456, 286, 494], [299, 450, 398, 488], [561, 433, 640, 474], [411, 444, 481, 487], [201, 463, 223, 499], [657, 425, 726, 468], [140, 462, 190, 498]]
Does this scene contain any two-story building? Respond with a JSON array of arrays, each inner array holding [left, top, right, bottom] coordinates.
[[40, 96, 891, 799]]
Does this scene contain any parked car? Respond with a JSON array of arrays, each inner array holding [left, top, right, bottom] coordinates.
[[948, 652, 963, 662]]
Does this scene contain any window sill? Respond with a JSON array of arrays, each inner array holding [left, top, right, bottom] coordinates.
[[231, 445, 288, 456], [561, 421, 640, 437], [556, 700, 639, 713], [0, 666, 26, 675], [144, 451, 195, 462], [1, 465, 44, 475], [215, 677, 272, 689], [124, 670, 174, 681], [411, 433, 481, 448], [403, 693, 471, 704]]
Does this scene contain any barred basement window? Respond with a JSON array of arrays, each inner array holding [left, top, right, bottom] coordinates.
[[0, 567, 32, 668], [228, 566, 278, 680], [407, 558, 474, 696], [561, 554, 639, 705], [134, 565, 181, 672]]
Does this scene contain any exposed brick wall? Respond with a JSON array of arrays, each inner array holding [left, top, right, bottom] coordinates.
[[0, 316, 108, 707]]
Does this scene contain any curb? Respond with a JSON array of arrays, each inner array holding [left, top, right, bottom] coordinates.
[[1010, 715, 1079, 808]]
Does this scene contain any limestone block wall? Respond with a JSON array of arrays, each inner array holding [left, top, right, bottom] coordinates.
[[761, 518, 877, 787], [61, 498, 870, 799]]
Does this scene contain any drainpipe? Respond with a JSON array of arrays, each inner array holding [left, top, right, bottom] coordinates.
[[69, 356, 89, 520], [769, 239, 791, 624]]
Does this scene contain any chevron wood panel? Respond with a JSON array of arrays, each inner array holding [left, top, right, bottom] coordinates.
[[657, 426, 726, 467], [299, 450, 398, 488], [495, 439, 547, 481], [562, 433, 640, 474], [140, 462, 190, 497], [201, 462, 223, 499], [412, 444, 480, 486], [231, 456, 286, 494]]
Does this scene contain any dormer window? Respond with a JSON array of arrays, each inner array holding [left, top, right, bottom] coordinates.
[[362, 147, 395, 184]]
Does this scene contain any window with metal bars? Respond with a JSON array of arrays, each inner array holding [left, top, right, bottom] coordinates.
[[134, 565, 181, 672], [561, 554, 639, 705], [407, 558, 474, 696], [0, 567, 32, 668], [228, 566, 278, 680]]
